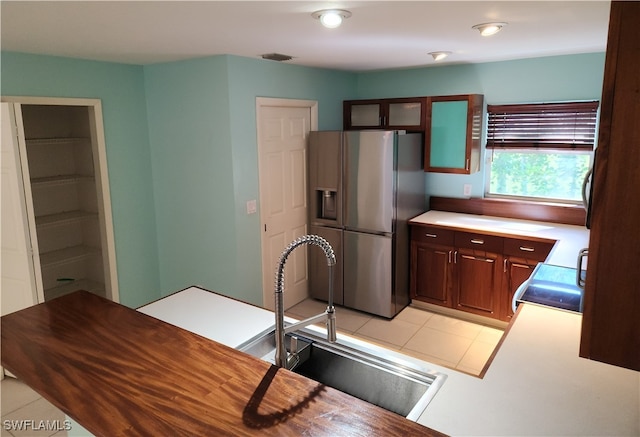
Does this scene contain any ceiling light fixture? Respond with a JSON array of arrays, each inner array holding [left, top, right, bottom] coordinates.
[[472, 22, 508, 36], [312, 9, 352, 29], [429, 51, 451, 61]]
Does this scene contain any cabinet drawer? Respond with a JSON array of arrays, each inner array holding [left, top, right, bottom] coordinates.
[[454, 231, 503, 253], [503, 238, 555, 262], [411, 226, 454, 246]]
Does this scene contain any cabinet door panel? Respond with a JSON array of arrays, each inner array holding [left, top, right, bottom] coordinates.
[[425, 94, 483, 174], [412, 243, 451, 306], [388, 101, 423, 128], [429, 100, 468, 169], [503, 259, 535, 321], [349, 104, 382, 128], [455, 250, 501, 317]]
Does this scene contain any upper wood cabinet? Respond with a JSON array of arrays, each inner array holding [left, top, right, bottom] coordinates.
[[425, 94, 484, 174], [343, 97, 427, 131], [579, 1, 640, 371]]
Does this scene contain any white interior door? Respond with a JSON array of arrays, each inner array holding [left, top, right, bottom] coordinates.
[[257, 98, 317, 310], [1, 102, 38, 315]]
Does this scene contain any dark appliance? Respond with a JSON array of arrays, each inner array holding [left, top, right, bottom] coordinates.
[[513, 263, 584, 314]]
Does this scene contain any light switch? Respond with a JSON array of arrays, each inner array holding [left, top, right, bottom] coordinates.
[[246, 199, 257, 215]]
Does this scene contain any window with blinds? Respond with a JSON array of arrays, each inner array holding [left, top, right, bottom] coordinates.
[[486, 101, 599, 150], [485, 101, 599, 203]]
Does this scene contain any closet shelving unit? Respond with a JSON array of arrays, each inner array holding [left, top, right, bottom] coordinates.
[[22, 110, 107, 301]]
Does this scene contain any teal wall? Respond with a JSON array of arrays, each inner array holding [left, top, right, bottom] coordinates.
[[144, 55, 356, 304], [1, 52, 161, 308], [1, 50, 605, 308], [355, 53, 606, 201]]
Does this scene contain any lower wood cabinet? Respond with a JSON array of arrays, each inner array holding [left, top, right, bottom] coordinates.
[[455, 249, 502, 318], [502, 258, 536, 321], [412, 244, 453, 306], [410, 224, 554, 322], [410, 226, 454, 306]]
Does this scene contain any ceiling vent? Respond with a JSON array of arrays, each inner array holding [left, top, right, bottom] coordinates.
[[261, 53, 293, 62]]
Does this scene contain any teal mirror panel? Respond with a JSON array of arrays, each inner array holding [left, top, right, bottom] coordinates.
[[430, 100, 468, 169]]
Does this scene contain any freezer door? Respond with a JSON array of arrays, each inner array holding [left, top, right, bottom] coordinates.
[[343, 230, 394, 318], [344, 131, 395, 234], [309, 225, 343, 305], [308, 131, 343, 227]]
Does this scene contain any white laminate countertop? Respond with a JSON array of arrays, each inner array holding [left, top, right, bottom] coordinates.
[[409, 210, 590, 268], [137, 287, 275, 348], [417, 303, 640, 436], [138, 285, 639, 436]]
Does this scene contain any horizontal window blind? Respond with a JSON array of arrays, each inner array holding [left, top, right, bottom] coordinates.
[[487, 101, 599, 150]]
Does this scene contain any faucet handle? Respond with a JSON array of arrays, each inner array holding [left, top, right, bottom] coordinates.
[[326, 308, 337, 343]]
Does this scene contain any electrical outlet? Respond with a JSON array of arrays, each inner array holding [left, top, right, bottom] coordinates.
[[463, 184, 472, 197], [246, 199, 257, 214]]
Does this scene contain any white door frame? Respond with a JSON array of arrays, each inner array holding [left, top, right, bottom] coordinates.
[[255, 97, 318, 308], [1, 102, 39, 312], [1, 96, 120, 303]]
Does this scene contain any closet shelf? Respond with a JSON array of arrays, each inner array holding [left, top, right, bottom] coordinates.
[[31, 174, 95, 187], [44, 279, 106, 302], [36, 211, 99, 228], [25, 137, 90, 146], [40, 245, 101, 268]]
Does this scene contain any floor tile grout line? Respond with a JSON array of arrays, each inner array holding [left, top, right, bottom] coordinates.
[[1, 393, 46, 418], [286, 299, 503, 376]]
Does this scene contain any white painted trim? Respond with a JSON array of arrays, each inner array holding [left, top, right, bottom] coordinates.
[[11, 103, 45, 304], [255, 97, 318, 308], [88, 102, 120, 303], [2, 96, 120, 303]]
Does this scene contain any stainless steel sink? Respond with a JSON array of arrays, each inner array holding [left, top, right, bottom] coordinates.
[[236, 328, 446, 420]]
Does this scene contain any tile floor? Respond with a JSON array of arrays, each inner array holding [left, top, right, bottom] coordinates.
[[1, 377, 68, 437], [1, 299, 504, 436], [286, 299, 504, 376]]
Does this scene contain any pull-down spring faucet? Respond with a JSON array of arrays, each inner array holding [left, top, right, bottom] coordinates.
[[274, 235, 336, 369]]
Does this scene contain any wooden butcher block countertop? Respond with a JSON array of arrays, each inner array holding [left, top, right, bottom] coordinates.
[[1, 291, 444, 436]]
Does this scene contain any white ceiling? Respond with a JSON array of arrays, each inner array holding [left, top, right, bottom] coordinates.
[[0, 1, 611, 71]]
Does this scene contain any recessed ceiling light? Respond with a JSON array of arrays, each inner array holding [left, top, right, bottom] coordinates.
[[429, 51, 451, 61], [312, 9, 352, 29], [472, 22, 508, 36]]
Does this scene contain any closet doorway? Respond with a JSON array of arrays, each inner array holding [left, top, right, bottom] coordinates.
[[1, 97, 118, 309]]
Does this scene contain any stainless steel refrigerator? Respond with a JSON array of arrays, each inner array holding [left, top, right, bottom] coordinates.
[[308, 130, 425, 318]]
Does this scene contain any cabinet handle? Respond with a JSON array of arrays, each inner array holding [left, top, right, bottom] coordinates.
[[471, 239, 484, 245], [519, 246, 535, 252], [448, 250, 452, 264], [453, 250, 458, 264], [425, 233, 437, 238], [504, 258, 508, 273]]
